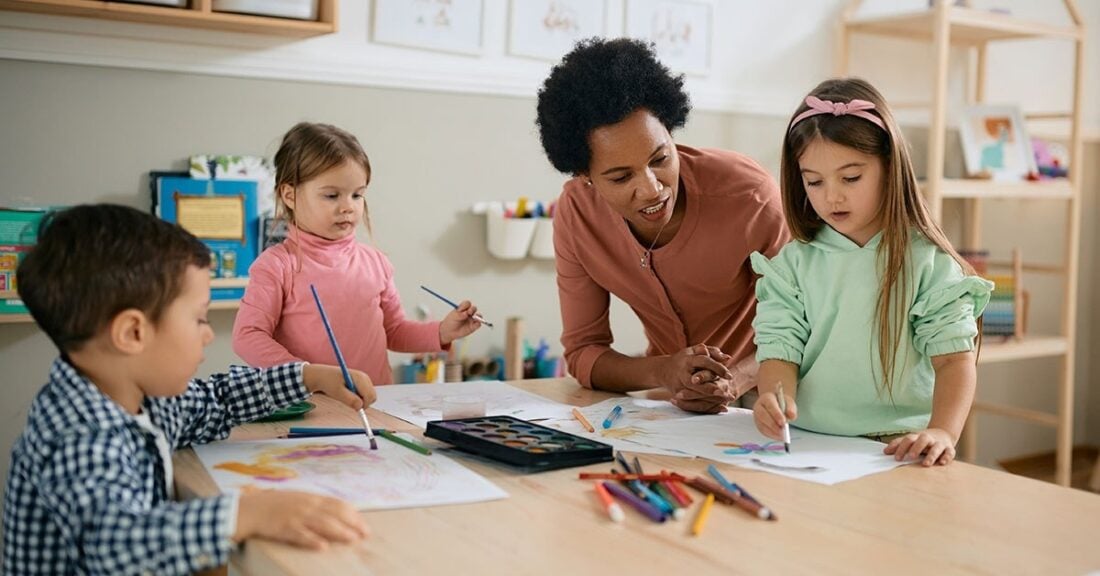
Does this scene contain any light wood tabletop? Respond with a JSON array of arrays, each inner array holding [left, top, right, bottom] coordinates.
[[175, 378, 1100, 576]]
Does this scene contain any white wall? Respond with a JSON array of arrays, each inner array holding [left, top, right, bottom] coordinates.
[[2, 1, 1097, 135]]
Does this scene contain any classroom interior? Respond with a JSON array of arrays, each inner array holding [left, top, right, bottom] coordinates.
[[1, 0, 1099, 564]]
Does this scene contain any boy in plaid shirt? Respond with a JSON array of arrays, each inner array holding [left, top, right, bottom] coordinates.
[[3, 204, 373, 575]]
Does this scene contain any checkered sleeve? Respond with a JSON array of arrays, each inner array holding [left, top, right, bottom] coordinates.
[[38, 431, 235, 575], [155, 362, 309, 449]]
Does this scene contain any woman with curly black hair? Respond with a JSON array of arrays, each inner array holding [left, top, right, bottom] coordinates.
[[536, 38, 789, 413]]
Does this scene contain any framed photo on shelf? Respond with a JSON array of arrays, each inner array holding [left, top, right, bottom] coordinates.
[[624, 0, 711, 75], [371, 0, 484, 56], [507, 0, 607, 62], [958, 105, 1036, 181]]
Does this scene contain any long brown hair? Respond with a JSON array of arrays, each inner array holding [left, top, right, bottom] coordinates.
[[273, 122, 374, 238], [780, 78, 976, 398]]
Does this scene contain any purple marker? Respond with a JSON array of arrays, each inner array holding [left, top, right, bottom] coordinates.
[[603, 481, 667, 523]]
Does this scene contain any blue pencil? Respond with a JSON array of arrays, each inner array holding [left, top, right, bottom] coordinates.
[[419, 285, 494, 328], [287, 427, 385, 437], [310, 284, 378, 450], [707, 464, 762, 507]]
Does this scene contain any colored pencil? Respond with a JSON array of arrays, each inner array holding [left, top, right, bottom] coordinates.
[[419, 285, 493, 328], [378, 430, 433, 455], [614, 452, 634, 474], [706, 464, 762, 506], [572, 408, 595, 433], [310, 284, 377, 450], [691, 494, 715, 536], [578, 473, 685, 482], [662, 479, 694, 507], [685, 476, 775, 521], [287, 427, 384, 436], [594, 482, 625, 523]]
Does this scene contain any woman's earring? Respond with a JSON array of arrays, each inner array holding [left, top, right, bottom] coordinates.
[[586, 178, 593, 186]]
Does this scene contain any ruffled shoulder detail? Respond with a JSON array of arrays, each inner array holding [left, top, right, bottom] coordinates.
[[750, 250, 801, 300], [910, 275, 994, 319]]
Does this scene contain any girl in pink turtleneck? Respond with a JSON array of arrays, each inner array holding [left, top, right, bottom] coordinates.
[[233, 122, 483, 385]]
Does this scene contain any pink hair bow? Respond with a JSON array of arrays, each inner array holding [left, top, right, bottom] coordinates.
[[789, 95, 885, 132]]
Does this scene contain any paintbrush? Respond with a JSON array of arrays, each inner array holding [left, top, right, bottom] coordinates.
[[309, 284, 377, 450]]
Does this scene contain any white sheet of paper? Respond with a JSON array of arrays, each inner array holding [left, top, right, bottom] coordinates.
[[622, 408, 912, 485], [539, 397, 715, 457], [373, 381, 575, 428], [194, 434, 508, 510], [541, 416, 692, 457]]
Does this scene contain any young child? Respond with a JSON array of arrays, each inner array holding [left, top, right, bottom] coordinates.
[[233, 122, 482, 384], [3, 204, 374, 575], [751, 78, 993, 467]]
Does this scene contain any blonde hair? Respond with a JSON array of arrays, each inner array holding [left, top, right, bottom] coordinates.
[[273, 122, 374, 238], [780, 78, 977, 398]]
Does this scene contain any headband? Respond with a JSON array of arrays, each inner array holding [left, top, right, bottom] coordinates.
[[789, 95, 885, 133]]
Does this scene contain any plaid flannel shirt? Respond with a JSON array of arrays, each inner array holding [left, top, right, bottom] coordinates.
[[3, 357, 308, 575]]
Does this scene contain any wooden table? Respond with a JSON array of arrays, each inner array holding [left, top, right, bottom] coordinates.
[[175, 378, 1100, 575]]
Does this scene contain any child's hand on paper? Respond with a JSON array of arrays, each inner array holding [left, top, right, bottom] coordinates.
[[439, 300, 482, 345], [303, 364, 376, 409], [753, 389, 797, 441], [234, 489, 370, 550], [883, 428, 956, 466]]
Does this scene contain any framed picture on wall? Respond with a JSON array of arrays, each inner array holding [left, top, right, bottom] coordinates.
[[958, 105, 1036, 181], [507, 0, 607, 62], [624, 0, 711, 75], [371, 0, 484, 56]]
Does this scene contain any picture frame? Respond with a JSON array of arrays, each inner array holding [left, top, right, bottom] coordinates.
[[624, 0, 712, 76], [371, 0, 484, 56], [958, 105, 1037, 181], [507, 0, 607, 62]]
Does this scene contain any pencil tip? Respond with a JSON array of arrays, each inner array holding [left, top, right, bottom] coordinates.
[[785, 444, 790, 454], [369, 438, 378, 450]]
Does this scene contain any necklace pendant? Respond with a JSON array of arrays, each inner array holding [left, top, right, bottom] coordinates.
[[640, 254, 648, 268]]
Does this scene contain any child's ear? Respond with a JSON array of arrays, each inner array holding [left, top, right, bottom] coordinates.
[[279, 183, 296, 211], [109, 309, 150, 355]]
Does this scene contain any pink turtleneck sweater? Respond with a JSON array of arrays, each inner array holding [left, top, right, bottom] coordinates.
[[232, 229, 443, 385]]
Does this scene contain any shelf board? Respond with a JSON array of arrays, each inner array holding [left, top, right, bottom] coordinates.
[[210, 277, 249, 289], [0, 282, 243, 324], [846, 7, 1081, 44], [0, 0, 336, 37], [923, 178, 1074, 199], [977, 335, 1068, 364]]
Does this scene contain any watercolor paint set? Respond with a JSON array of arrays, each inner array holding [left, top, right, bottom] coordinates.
[[425, 415, 614, 471]]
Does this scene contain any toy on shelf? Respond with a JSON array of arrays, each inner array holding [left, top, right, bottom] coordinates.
[[963, 248, 1027, 340]]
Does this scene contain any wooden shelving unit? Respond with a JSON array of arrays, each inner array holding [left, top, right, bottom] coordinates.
[[838, 0, 1085, 486], [0, 0, 338, 37], [0, 278, 247, 323]]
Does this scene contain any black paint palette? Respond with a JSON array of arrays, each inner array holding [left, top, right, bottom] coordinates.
[[425, 415, 614, 471]]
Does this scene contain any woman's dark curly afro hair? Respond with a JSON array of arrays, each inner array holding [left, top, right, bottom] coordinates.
[[536, 37, 691, 175]]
